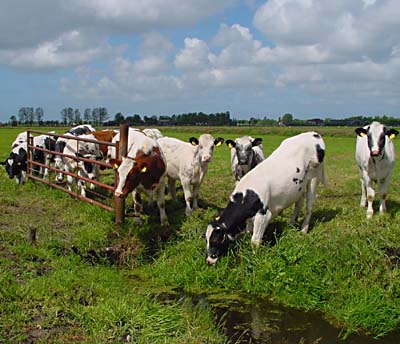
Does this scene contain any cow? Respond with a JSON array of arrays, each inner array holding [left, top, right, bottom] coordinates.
[[109, 131, 169, 226], [142, 128, 163, 140], [355, 121, 399, 218], [31, 133, 57, 178], [54, 124, 96, 181], [11, 131, 28, 148], [225, 136, 265, 182], [205, 131, 326, 265], [157, 134, 225, 216], [60, 134, 102, 196], [91, 130, 119, 165], [106, 128, 163, 161], [1, 142, 28, 184]]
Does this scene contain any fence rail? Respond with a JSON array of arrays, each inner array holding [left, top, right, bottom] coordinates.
[[26, 123, 129, 224]]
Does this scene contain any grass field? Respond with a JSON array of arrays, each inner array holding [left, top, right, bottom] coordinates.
[[2, 125, 400, 342]]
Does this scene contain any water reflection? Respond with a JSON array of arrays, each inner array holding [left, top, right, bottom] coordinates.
[[155, 290, 400, 344]]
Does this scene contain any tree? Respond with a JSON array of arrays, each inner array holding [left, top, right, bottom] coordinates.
[[35, 107, 44, 125], [9, 115, 18, 126], [281, 113, 293, 126], [114, 112, 124, 124], [18, 108, 27, 124], [74, 109, 81, 124], [83, 108, 91, 123], [26, 107, 34, 125]]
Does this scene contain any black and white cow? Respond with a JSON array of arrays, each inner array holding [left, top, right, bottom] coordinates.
[[1, 142, 28, 184], [61, 134, 102, 197], [355, 121, 399, 218], [54, 124, 96, 181], [225, 136, 265, 182], [31, 134, 57, 177], [205, 132, 326, 265]]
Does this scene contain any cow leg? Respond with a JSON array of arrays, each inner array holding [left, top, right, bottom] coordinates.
[[300, 178, 317, 234], [66, 175, 74, 192], [192, 184, 200, 210], [168, 177, 177, 201], [378, 175, 392, 214], [181, 178, 193, 216], [245, 218, 254, 233], [251, 209, 272, 247], [132, 190, 143, 218], [290, 191, 306, 225], [359, 177, 367, 208], [361, 171, 375, 218], [43, 154, 50, 178], [155, 178, 169, 226]]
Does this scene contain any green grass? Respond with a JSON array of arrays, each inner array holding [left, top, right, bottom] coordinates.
[[2, 125, 400, 341]]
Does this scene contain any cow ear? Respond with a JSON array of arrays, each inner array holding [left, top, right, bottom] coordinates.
[[109, 158, 122, 169], [189, 137, 199, 146], [214, 137, 224, 147], [214, 211, 221, 221], [225, 139, 235, 149], [252, 138, 263, 146], [387, 129, 399, 140], [355, 128, 367, 137]]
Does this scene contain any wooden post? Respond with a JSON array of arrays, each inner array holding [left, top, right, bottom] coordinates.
[[114, 123, 129, 225]]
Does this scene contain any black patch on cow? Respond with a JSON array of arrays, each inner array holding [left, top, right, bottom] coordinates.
[[55, 140, 67, 153], [313, 133, 321, 139], [218, 189, 264, 237], [83, 161, 93, 174], [69, 126, 91, 136], [292, 177, 303, 185], [296, 167, 300, 173], [316, 144, 325, 163]]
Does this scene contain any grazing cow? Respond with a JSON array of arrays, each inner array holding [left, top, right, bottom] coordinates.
[[1, 142, 28, 184], [205, 132, 326, 265], [225, 136, 265, 182], [109, 131, 168, 226], [355, 121, 399, 218], [11, 131, 28, 148], [61, 134, 102, 196], [54, 124, 96, 181], [157, 134, 225, 216], [31, 133, 56, 177]]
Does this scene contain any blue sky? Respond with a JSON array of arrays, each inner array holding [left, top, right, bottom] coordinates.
[[0, 0, 399, 122]]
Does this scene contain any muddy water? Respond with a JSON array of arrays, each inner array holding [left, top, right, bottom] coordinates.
[[155, 290, 400, 344]]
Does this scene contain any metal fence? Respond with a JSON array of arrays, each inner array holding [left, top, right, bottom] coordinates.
[[26, 124, 129, 224]]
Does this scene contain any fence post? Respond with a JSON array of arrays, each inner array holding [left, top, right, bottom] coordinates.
[[27, 130, 32, 179], [114, 123, 129, 225]]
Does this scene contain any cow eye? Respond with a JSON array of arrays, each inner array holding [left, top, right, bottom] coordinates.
[[211, 254, 217, 259]]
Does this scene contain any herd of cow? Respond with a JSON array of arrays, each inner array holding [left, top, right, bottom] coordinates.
[[1, 121, 398, 265]]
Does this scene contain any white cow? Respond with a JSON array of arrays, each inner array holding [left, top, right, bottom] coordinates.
[[205, 132, 326, 265], [225, 136, 265, 182], [355, 121, 399, 218], [61, 134, 101, 197], [157, 134, 224, 216]]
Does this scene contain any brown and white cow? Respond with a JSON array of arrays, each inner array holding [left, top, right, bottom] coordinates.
[[110, 131, 168, 226]]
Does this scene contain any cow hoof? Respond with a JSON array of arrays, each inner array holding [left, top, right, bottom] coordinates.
[[366, 212, 373, 219]]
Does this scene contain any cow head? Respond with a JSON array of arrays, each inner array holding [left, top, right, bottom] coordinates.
[[205, 215, 231, 265], [1, 147, 27, 183], [189, 134, 224, 163], [75, 152, 101, 181], [226, 136, 262, 165], [110, 148, 165, 198], [355, 122, 399, 157]]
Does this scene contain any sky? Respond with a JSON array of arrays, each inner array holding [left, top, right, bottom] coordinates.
[[1, 0, 400, 122]]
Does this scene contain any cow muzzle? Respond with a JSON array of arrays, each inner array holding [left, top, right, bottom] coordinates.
[[114, 190, 123, 198], [202, 155, 211, 162], [205, 255, 218, 265], [371, 150, 380, 157]]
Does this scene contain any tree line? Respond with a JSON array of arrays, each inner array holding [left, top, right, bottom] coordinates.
[[4, 108, 400, 127]]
